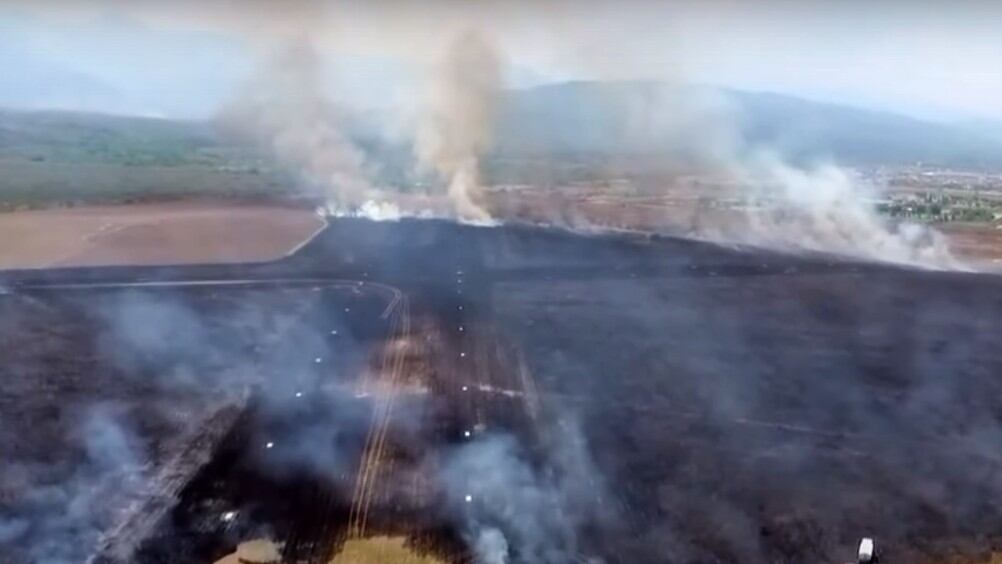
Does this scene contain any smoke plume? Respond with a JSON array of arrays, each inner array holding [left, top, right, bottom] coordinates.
[[731, 151, 958, 268], [600, 83, 960, 268], [217, 38, 374, 212], [416, 31, 502, 223], [437, 417, 607, 564], [1, 404, 147, 564], [218, 28, 506, 223]]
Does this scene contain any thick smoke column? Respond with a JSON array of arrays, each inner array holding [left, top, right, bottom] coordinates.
[[218, 38, 373, 212], [416, 31, 502, 223]]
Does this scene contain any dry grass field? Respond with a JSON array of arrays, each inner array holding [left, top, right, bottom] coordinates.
[[0, 200, 324, 269]]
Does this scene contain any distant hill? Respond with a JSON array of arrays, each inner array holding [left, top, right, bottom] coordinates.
[[730, 88, 1002, 168], [0, 109, 219, 166], [0, 109, 294, 208], [0, 42, 125, 115], [493, 81, 1002, 170], [2, 80, 1001, 192]]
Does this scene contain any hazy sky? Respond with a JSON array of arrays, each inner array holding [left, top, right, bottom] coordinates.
[[2, 0, 1000, 122]]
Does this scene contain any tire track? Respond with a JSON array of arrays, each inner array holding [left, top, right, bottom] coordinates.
[[347, 294, 411, 538]]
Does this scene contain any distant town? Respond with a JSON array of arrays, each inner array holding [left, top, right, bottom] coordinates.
[[864, 166, 1002, 223]]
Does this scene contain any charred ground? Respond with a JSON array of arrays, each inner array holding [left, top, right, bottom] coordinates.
[[2, 218, 1001, 563]]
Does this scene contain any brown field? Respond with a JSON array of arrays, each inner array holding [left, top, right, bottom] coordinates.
[[488, 188, 1002, 269], [0, 200, 324, 269], [938, 223, 1002, 267], [331, 537, 446, 564]]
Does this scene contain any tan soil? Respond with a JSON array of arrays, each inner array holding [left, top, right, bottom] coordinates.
[[329, 536, 445, 564], [213, 538, 282, 564], [0, 200, 324, 269], [939, 223, 1002, 267]]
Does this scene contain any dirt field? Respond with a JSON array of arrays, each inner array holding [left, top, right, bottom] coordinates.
[[0, 200, 324, 269], [938, 223, 1002, 267]]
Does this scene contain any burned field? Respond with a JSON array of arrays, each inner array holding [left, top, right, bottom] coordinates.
[[2, 218, 1002, 563]]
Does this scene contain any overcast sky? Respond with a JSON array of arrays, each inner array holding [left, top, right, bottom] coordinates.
[[2, 0, 1000, 122]]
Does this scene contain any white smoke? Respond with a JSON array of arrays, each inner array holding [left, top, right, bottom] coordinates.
[[219, 29, 506, 224], [437, 418, 606, 564], [2, 405, 147, 564], [217, 38, 374, 212], [732, 151, 959, 268], [206, 10, 960, 266], [610, 84, 961, 269], [416, 31, 502, 224], [474, 527, 510, 564]]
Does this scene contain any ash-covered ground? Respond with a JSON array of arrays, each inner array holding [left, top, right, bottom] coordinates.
[[2, 218, 1001, 563]]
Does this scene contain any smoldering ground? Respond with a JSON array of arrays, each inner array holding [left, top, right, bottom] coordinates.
[[490, 259, 1002, 562], [434, 416, 610, 564], [0, 287, 389, 562], [0, 273, 598, 563], [3, 212, 1002, 563], [0, 404, 145, 564], [93, 289, 384, 479]]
